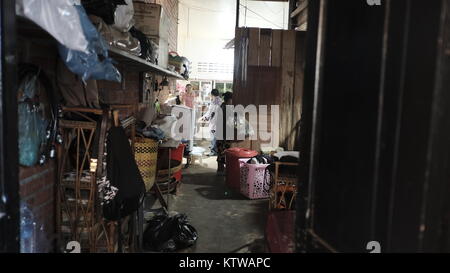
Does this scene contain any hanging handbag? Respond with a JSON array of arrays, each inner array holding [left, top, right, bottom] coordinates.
[[18, 64, 56, 167]]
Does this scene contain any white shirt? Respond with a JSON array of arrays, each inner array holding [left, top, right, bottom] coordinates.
[[201, 96, 223, 133]]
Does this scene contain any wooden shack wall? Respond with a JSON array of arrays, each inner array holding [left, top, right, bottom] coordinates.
[[233, 27, 306, 152]]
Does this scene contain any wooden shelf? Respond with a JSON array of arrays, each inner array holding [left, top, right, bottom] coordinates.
[[17, 17, 185, 80], [109, 48, 185, 80]]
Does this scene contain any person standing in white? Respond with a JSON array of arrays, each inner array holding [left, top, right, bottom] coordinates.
[[199, 89, 223, 156]]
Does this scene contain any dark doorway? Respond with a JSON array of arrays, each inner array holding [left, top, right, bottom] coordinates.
[[0, 0, 19, 253], [297, 0, 450, 253]]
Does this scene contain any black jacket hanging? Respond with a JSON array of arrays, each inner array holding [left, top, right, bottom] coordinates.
[[103, 126, 145, 221]]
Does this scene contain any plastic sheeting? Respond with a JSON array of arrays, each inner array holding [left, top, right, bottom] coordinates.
[[16, 0, 89, 53], [91, 15, 141, 56], [18, 73, 48, 167], [113, 0, 135, 32]]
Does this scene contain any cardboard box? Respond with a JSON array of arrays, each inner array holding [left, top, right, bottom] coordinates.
[[132, 1, 170, 68], [133, 1, 162, 37]]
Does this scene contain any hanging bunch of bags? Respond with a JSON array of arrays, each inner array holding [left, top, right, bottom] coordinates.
[[18, 64, 59, 167], [57, 5, 122, 83], [16, 0, 122, 83]]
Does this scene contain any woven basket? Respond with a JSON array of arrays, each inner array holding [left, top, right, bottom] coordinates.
[[134, 137, 159, 192]]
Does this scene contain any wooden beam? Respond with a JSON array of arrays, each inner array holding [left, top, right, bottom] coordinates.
[[291, 32, 306, 150], [291, 0, 308, 18], [280, 31, 296, 149], [271, 30, 282, 67], [248, 28, 260, 66], [260, 29, 272, 66], [296, 9, 308, 26]]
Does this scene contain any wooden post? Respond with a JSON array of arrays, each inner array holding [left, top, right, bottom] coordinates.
[[236, 0, 240, 29], [113, 110, 120, 127]]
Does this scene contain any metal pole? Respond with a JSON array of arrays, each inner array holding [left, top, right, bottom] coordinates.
[[288, 0, 296, 30], [236, 0, 240, 29], [167, 148, 171, 211]]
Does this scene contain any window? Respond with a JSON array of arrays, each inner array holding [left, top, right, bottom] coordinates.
[[226, 83, 233, 92], [197, 62, 234, 75], [216, 82, 225, 93], [190, 81, 200, 91]]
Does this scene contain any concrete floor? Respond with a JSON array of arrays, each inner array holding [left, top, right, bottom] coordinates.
[[147, 152, 268, 253]]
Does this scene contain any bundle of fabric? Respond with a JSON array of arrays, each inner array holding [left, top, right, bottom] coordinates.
[[268, 151, 300, 176], [246, 154, 274, 165], [56, 58, 100, 108], [273, 151, 300, 163]]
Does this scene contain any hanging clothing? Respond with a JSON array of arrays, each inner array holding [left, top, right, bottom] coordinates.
[[103, 126, 145, 221]]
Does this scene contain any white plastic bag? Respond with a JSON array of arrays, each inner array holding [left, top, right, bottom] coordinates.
[[16, 0, 89, 53], [113, 0, 135, 32]]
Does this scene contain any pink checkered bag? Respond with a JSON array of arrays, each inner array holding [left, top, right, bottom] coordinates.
[[239, 158, 271, 199]]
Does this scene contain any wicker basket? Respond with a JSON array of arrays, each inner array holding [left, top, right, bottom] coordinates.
[[134, 137, 159, 192]]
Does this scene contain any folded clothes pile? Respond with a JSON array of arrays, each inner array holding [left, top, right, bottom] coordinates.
[[142, 126, 165, 141], [273, 151, 300, 162]]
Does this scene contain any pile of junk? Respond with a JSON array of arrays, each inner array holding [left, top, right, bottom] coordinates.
[[15, 0, 197, 253]]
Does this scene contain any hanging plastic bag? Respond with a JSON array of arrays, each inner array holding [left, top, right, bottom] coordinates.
[[20, 202, 37, 253], [58, 5, 122, 82], [18, 73, 48, 167], [18, 104, 47, 167], [113, 0, 135, 32], [16, 0, 89, 53]]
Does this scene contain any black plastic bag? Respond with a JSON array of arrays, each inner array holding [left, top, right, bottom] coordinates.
[[82, 0, 127, 25], [143, 213, 198, 252], [173, 214, 198, 249], [129, 26, 158, 64]]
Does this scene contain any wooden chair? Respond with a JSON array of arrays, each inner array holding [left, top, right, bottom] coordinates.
[[56, 106, 138, 253], [269, 162, 299, 210]]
